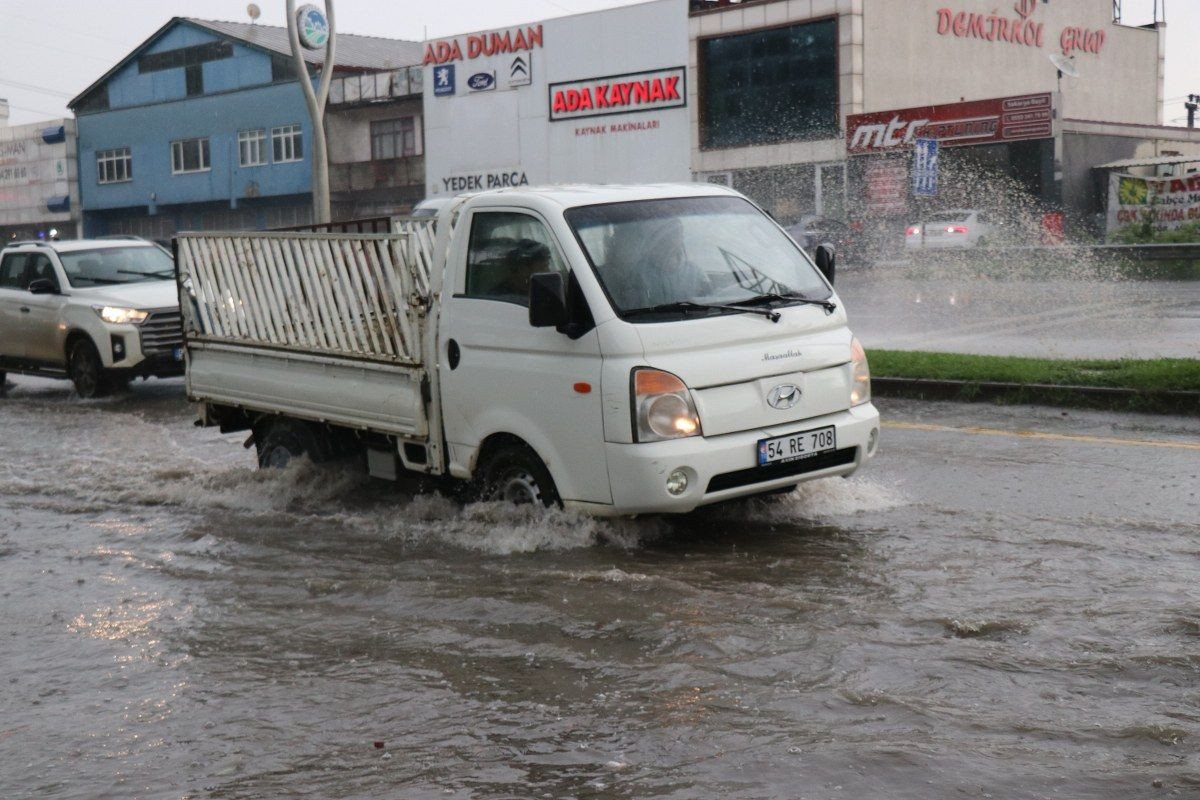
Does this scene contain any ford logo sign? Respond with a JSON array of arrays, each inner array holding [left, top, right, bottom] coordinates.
[[766, 384, 802, 410], [467, 72, 495, 91]]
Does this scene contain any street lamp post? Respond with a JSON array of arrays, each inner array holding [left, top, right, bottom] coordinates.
[[286, 1, 336, 225]]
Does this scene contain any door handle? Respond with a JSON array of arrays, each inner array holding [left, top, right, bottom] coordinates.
[[19, 307, 30, 313]]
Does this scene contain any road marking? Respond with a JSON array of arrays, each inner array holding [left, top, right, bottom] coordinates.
[[883, 420, 1200, 451]]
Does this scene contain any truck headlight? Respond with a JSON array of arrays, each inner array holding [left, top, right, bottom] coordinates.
[[850, 336, 871, 406], [95, 306, 148, 325], [632, 368, 702, 442]]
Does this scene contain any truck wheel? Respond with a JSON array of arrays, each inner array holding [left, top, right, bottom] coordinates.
[[256, 419, 328, 469], [68, 339, 109, 399], [476, 444, 560, 508]]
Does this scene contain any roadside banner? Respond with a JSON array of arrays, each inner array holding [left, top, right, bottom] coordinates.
[[912, 138, 939, 197], [1106, 172, 1200, 235]]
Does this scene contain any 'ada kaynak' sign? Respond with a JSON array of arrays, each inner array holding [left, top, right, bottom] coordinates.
[[549, 67, 686, 122]]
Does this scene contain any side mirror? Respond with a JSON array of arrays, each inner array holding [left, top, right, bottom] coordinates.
[[27, 278, 58, 295], [529, 271, 568, 329], [815, 244, 836, 286]]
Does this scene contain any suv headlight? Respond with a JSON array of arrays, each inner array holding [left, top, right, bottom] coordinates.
[[95, 306, 148, 325], [850, 336, 871, 406], [632, 368, 702, 442]]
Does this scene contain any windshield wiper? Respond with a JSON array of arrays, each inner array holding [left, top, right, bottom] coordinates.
[[733, 291, 838, 314], [118, 269, 175, 279], [624, 300, 781, 323]]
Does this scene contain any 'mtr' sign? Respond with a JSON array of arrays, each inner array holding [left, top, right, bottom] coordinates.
[[549, 66, 686, 122]]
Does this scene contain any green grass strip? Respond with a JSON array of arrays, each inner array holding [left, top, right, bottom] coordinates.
[[869, 350, 1200, 394]]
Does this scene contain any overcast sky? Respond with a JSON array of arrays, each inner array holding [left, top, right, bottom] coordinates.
[[0, 0, 1194, 127]]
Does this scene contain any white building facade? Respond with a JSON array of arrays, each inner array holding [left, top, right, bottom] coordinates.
[[0, 117, 81, 240], [421, 0, 692, 198]]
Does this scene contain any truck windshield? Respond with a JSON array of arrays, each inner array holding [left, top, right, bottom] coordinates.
[[59, 246, 175, 288], [565, 196, 832, 320]]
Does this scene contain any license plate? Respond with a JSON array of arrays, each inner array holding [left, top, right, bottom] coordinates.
[[173, 346, 184, 362], [758, 425, 836, 466]]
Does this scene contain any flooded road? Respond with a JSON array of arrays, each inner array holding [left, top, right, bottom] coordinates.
[[1, 376, 1198, 799], [838, 271, 1200, 359]]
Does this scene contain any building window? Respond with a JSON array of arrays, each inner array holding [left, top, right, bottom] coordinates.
[[272, 124, 303, 163], [370, 117, 418, 160], [271, 54, 298, 83], [185, 64, 204, 97], [138, 40, 233, 73], [97, 147, 132, 184], [171, 138, 211, 174], [699, 18, 839, 149], [238, 129, 266, 167]]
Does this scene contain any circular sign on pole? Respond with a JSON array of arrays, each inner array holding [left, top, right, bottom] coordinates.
[[296, 4, 329, 50]]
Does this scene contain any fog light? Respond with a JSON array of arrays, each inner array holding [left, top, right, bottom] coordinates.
[[666, 469, 689, 496], [867, 427, 879, 455], [110, 335, 126, 362]]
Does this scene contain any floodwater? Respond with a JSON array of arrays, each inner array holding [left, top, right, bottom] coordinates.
[[1, 377, 1198, 799], [838, 271, 1200, 359]]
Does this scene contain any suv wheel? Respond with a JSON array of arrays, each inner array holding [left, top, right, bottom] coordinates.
[[68, 339, 109, 399]]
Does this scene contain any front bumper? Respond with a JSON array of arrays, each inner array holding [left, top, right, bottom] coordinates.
[[591, 403, 880, 516]]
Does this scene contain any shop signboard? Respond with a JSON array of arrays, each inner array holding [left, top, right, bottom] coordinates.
[[865, 160, 908, 214], [912, 138, 939, 197], [1106, 172, 1200, 236], [847, 93, 1053, 155], [548, 66, 686, 122]]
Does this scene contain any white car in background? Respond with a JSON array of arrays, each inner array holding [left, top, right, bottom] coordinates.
[[0, 238, 183, 397], [905, 209, 997, 250]]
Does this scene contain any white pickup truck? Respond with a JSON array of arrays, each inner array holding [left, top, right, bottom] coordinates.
[[177, 184, 879, 516]]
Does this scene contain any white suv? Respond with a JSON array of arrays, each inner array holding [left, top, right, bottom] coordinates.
[[0, 238, 183, 397]]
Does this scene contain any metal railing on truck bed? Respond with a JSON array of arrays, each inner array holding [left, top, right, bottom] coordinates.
[[175, 229, 434, 365]]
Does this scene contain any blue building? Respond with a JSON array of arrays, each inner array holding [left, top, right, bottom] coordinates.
[[68, 18, 421, 238]]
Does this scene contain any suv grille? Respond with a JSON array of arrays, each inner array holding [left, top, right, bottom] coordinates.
[[139, 309, 183, 354]]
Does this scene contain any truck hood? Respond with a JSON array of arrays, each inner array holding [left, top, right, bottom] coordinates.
[[68, 280, 179, 310], [629, 300, 852, 389], [622, 299, 857, 438]]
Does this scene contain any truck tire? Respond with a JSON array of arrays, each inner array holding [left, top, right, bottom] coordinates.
[[256, 419, 328, 469], [475, 444, 561, 508], [68, 339, 110, 399]]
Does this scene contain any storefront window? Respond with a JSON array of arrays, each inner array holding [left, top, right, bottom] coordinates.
[[700, 19, 838, 149]]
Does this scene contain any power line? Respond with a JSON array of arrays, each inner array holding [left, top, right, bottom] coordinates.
[[0, 78, 75, 99], [2, 100, 68, 119]]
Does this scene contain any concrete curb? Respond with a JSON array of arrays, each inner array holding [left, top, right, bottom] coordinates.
[[872, 377, 1200, 416]]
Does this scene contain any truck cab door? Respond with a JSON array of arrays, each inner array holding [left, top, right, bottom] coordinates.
[[437, 208, 612, 505]]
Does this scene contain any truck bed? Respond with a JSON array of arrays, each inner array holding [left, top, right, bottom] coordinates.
[[175, 228, 435, 440]]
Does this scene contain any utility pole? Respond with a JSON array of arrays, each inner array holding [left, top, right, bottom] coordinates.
[[287, 1, 336, 225], [1187, 95, 1199, 129]]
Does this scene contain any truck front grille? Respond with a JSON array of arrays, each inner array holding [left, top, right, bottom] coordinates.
[[706, 447, 858, 493], [139, 309, 183, 354]]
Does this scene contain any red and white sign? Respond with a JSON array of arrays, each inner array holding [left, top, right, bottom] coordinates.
[[549, 66, 686, 122], [846, 93, 1053, 155], [864, 160, 908, 214], [423, 25, 543, 65]]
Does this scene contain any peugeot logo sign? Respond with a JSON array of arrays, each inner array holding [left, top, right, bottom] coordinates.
[[766, 383, 802, 410]]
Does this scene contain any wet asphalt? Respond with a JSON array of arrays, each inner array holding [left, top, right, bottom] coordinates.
[[0, 376, 1197, 799]]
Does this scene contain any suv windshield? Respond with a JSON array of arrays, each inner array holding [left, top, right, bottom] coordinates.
[[58, 246, 175, 288], [565, 196, 831, 320]]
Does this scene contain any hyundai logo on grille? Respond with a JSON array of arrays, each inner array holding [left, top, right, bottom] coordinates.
[[766, 383, 801, 410]]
